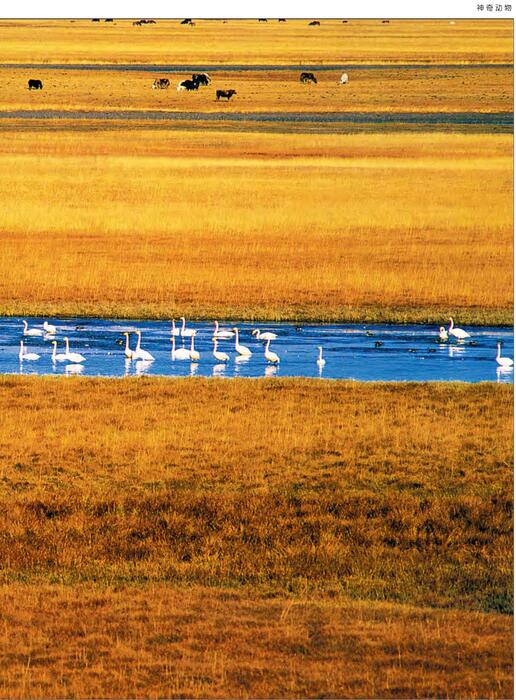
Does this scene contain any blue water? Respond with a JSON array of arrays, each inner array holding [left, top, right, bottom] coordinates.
[[3, 317, 513, 383]]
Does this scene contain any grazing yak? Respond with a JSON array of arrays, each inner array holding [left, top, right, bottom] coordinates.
[[300, 72, 317, 84], [177, 79, 200, 91], [216, 89, 236, 101], [181, 18, 194, 24], [28, 79, 43, 90], [192, 72, 210, 86], [152, 78, 170, 89], [308, 20, 320, 25]]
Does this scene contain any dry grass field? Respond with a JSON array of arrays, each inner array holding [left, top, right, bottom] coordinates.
[[0, 377, 512, 697], [0, 585, 512, 699], [0, 65, 512, 114], [0, 129, 511, 323], [3, 337, 511, 694], [0, 19, 511, 65]]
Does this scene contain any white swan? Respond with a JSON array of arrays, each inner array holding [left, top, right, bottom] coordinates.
[[233, 327, 252, 356], [252, 329, 278, 341], [132, 331, 154, 361], [123, 332, 135, 359], [189, 334, 200, 362], [213, 321, 234, 339], [170, 319, 180, 336], [22, 320, 43, 337], [171, 334, 191, 360], [213, 338, 229, 362], [264, 339, 280, 364], [448, 317, 470, 339], [439, 327, 448, 341], [316, 346, 325, 368], [496, 342, 513, 368], [64, 337, 86, 363], [43, 321, 57, 335], [51, 340, 68, 363], [180, 316, 196, 338], [19, 340, 40, 361]]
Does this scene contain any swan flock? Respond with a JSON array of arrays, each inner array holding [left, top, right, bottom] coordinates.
[[13, 317, 513, 374]]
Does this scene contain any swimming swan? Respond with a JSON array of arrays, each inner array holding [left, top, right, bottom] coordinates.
[[252, 329, 277, 341], [213, 321, 234, 339], [51, 340, 68, 363], [171, 334, 191, 360], [19, 340, 40, 361], [180, 317, 196, 338], [438, 327, 448, 341], [264, 339, 280, 364], [123, 332, 135, 359], [189, 334, 200, 362], [22, 320, 43, 337], [132, 331, 154, 361], [213, 338, 229, 362], [43, 321, 57, 335], [448, 317, 470, 340], [496, 342, 513, 368], [233, 328, 252, 356], [64, 337, 86, 363]]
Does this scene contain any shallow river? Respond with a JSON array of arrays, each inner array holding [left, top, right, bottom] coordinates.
[[4, 317, 513, 383]]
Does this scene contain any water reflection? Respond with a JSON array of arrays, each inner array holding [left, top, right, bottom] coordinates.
[[65, 363, 84, 375], [496, 366, 513, 383], [448, 344, 466, 358], [264, 364, 279, 377], [135, 360, 153, 376], [213, 363, 226, 376], [190, 362, 199, 376]]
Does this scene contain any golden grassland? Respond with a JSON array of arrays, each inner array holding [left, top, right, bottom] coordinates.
[[0, 585, 512, 699], [0, 19, 511, 66], [0, 66, 512, 114], [0, 376, 512, 698], [0, 378, 511, 608], [0, 129, 511, 323]]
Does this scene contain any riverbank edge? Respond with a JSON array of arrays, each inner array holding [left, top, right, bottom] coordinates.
[[0, 304, 513, 326]]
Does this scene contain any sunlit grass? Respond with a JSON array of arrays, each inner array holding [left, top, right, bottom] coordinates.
[[0, 19, 511, 65], [0, 65, 511, 114], [0, 584, 512, 699], [0, 129, 511, 323], [0, 377, 511, 611]]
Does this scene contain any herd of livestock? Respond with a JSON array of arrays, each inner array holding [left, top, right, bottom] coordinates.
[[27, 70, 349, 99]]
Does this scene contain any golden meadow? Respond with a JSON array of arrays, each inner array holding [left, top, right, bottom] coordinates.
[[0, 129, 512, 323], [0, 18, 513, 699], [0, 378, 513, 698]]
